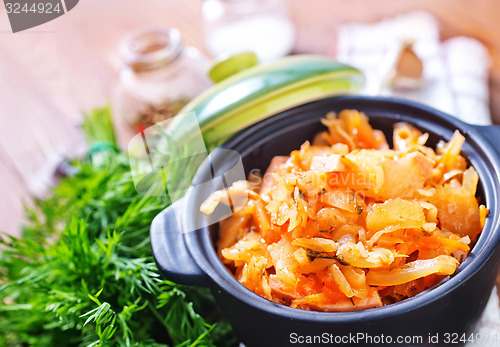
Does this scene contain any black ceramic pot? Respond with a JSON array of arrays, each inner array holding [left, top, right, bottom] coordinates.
[[151, 96, 500, 347]]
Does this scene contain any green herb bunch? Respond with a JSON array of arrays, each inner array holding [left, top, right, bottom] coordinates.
[[0, 108, 236, 346]]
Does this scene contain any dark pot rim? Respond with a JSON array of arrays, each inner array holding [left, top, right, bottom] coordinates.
[[158, 96, 500, 323]]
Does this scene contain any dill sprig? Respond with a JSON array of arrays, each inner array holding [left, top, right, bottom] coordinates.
[[0, 107, 236, 346]]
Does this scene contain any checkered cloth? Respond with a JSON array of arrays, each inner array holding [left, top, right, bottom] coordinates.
[[335, 11, 491, 125]]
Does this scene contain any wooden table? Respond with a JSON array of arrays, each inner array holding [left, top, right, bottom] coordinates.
[[1, 0, 500, 237]]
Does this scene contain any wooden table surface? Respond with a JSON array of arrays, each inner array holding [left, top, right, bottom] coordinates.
[[1, 0, 500, 237]]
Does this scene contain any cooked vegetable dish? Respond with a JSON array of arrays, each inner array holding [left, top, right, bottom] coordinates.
[[201, 110, 488, 311]]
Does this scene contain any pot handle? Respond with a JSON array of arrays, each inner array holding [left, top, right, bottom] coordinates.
[[473, 124, 500, 157], [150, 203, 211, 287]]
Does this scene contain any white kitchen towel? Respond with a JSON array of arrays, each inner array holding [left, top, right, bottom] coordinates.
[[335, 11, 491, 125]]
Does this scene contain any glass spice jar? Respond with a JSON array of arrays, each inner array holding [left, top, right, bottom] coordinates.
[[113, 25, 212, 133]]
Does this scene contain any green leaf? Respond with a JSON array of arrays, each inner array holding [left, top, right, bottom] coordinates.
[[0, 106, 237, 346]]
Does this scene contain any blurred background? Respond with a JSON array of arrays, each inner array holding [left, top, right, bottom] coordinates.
[[0, 0, 499, 237]]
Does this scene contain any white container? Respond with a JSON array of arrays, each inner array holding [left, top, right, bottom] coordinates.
[[202, 0, 296, 62]]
